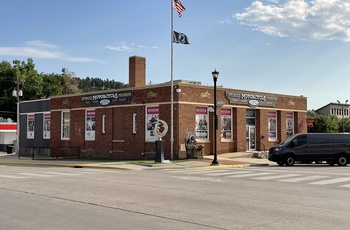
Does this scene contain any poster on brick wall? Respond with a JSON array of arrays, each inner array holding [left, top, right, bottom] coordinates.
[[85, 110, 96, 141], [221, 108, 232, 141], [43, 113, 51, 139], [268, 111, 277, 141], [286, 112, 294, 137], [27, 113, 35, 139], [195, 107, 208, 141], [146, 105, 159, 142]]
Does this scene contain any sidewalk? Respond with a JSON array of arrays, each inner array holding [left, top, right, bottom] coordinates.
[[0, 151, 272, 170]]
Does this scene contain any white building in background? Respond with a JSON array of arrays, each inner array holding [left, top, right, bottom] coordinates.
[[315, 102, 350, 119], [0, 119, 17, 152]]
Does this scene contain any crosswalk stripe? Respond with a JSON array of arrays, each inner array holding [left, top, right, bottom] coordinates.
[[280, 175, 330, 182], [20, 173, 54, 177], [80, 169, 120, 173], [309, 177, 350, 185], [44, 172, 82, 176], [183, 169, 231, 175], [166, 169, 215, 174], [0, 174, 28, 179], [165, 169, 350, 187], [228, 172, 274, 178], [203, 171, 255, 176], [253, 174, 301, 180]]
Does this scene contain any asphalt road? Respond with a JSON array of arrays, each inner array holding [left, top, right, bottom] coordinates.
[[0, 164, 350, 229]]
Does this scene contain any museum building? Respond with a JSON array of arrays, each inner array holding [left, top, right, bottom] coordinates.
[[18, 56, 307, 159]]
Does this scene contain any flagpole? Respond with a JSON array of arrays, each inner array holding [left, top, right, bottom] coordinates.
[[170, 0, 174, 160]]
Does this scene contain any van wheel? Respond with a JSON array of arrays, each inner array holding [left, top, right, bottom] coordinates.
[[285, 156, 295, 166], [337, 155, 348, 166], [278, 162, 284, 166]]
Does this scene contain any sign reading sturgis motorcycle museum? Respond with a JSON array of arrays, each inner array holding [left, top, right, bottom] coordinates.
[[81, 91, 134, 107]]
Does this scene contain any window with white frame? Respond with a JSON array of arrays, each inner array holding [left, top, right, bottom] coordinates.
[[268, 111, 277, 141], [61, 111, 70, 139], [221, 108, 232, 141], [286, 112, 294, 137]]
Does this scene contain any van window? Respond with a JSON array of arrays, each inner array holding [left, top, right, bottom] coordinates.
[[296, 135, 307, 146], [288, 135, 307, 148]]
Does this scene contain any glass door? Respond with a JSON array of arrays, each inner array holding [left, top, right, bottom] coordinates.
[[246, 126, 256, 151]]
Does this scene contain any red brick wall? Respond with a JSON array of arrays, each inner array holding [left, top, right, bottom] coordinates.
[[235, 108, 246, 152], [49, 82, 307, 159], [129, 56, 145, 88]]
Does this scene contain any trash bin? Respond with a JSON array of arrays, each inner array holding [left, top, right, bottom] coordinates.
[[6, 145, 14, 154]]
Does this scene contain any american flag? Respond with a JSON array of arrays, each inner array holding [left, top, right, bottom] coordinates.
[[173, 0, 186, 17]]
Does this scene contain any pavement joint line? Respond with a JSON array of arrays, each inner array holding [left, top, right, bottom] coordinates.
[[189, 164, 246, 169], [0, 161, 136, 170]]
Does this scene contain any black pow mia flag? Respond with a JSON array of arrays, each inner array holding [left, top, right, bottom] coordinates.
[[172, 31, 190, 44]]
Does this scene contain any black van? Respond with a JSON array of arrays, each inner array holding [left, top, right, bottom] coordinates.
[[268, 133, 350, 166]]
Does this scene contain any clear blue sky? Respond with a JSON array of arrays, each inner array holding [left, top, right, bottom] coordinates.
[[1, 0, 350, 110]]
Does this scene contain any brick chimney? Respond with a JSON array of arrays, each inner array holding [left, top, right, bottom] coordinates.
[[129, 56, 146, 88]]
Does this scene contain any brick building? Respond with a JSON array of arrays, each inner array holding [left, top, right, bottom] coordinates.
[[20, 56, 307, 159]]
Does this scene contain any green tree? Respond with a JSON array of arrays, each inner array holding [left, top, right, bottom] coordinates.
[[62, 68, 79, 95], [42, 73, 65, 98], [12, 58, 43, 100], [338, 117, 350, 133], [0, 60, 16, 120], [309, 114, 340, 133], [0, 58, 128, 120]]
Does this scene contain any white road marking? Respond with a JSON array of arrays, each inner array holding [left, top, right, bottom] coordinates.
[[183, 169, 231, 175], [309, 177, 350, 185], [44, 172, 82, 176], [253, 174, 301, 180], [203, 171, 255, 176], [171, 176, 221, 182], [165, 168, 215, 174], [20, 173, 54, 177], [280, 175, 329, 182], [0, 174, 29, 179], [228, 172, 274, 178]]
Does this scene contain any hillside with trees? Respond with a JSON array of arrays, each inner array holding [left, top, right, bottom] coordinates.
[[0, 58, 128, 121]]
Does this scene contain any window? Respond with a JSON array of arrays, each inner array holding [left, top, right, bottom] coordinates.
[[296, 135, 307, 147], [221, 108, 232, 141], [195, 107, 209, 141], [43, 113, 50, 139], [288, 135, 307, 148], [286, 112, 294, 137], [85, 109, 95, 141], [61, 111, 70, 139], [102, 115, 106, 134], [146, 106, 159, 141], [268, 111, 277, 141], [246, 109, 255, 126]]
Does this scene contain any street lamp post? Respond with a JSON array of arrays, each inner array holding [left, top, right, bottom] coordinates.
[[211, 69, 220, 165], [12, 79, 22, 158], [337, 100, 348, 133]]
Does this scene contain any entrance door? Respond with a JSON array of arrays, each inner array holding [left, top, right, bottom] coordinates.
[[246, 126, 256, 151]]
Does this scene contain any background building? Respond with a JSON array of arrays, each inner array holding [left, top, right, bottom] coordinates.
[[315, 102, 350, 119], [18, 99, 51, 157], [0, 119, 17, 152]]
